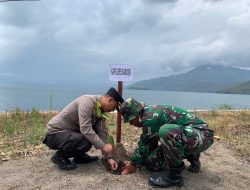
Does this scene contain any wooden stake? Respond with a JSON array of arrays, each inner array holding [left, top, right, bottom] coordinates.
[[116, 81, 123, 143]]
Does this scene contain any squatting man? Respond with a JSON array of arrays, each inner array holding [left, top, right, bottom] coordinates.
[[43, 87, 124, 171], [120, 98, 214, 188]]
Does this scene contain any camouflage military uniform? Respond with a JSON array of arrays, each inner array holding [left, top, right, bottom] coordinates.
[[128, 105, 214, 169]]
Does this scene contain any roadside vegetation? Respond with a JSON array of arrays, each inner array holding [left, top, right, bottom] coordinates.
[[0, 107, 249, 162], [0, 108, 56, 161], [194, 109, 250, 162]]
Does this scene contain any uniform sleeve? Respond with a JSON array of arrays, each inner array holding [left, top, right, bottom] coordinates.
[[95, 119, 108, 144], [94, 119, 113, 158], [130, 126, 159, 166], [78, 98, 105, 150]]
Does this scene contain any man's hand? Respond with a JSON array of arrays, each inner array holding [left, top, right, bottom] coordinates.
[[121, 160, 136, 175], [102, 143, 114, 154], [108, 158, 118, 171]]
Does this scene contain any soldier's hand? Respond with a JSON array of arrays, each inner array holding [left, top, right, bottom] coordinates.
[[121, 161, 136, 175], [102, 143, 114, 154], [108, 158, 118, 171]]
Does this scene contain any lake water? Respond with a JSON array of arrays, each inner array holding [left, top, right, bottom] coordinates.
[[1, 83, 250, 111]]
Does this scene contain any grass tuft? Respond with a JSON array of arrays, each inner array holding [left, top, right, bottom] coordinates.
[[0, 108, 56, 161]]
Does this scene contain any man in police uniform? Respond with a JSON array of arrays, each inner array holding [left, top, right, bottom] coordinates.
[[43, 87, 124, 171], [120, 98, 214, 188]]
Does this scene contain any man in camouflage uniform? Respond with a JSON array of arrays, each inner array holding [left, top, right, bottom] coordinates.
[[121, 98, 214, 188]]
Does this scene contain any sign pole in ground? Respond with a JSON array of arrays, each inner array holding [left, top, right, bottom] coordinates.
[[109, 64, 133, 144], [116, 81, 123, 143]]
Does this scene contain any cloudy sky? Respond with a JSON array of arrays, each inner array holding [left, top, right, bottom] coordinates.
[[0, 0, 249, 88]]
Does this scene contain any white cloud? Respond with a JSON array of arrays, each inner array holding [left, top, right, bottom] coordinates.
[[0, 24, 37, 62]]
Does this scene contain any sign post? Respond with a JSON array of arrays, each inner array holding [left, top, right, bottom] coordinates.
[[109, 64, 133, 143], [116, 81, 123, 143]]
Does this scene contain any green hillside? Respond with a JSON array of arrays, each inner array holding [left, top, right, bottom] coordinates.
[[218, 80, 250, 95]]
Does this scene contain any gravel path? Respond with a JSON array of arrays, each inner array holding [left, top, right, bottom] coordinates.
[[0, 141, 249, 190]]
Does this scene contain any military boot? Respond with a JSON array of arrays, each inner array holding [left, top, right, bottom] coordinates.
[[186, 153, 201, 173], [51, 151, 76, 171], [73, 153, 99, 164], [148, 164, 184, 188]]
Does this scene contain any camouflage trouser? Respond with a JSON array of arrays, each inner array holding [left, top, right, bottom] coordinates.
[[144, 123, 214, 170]]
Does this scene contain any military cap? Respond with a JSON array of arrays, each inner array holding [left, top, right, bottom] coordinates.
[[121, 98, 144, 123], [105, 87, 124, 111]]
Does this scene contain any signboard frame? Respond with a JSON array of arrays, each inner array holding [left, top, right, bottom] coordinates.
[[109, 64, 133, 82]]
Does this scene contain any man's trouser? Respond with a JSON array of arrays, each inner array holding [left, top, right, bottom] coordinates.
[[43, 131, 92, 158], [144, 123, 214, 170]]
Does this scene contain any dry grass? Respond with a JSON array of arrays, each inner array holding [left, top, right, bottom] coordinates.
[[0, 109, 249, 162], [194, 110, 250, 160], [0, 108, 56, 161]]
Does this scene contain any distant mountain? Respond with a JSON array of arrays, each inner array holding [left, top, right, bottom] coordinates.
[[218, 80, 250, 95], [128, 65, 250, 93]]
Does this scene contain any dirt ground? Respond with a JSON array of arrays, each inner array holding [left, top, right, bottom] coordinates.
[[0, 141, 249, 190]]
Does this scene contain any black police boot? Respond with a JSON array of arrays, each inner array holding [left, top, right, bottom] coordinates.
[[51, 151, 76, 171], [73, 153, 99, 164], [148, 164, 184, 188], [186, 153, 201, 173]]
